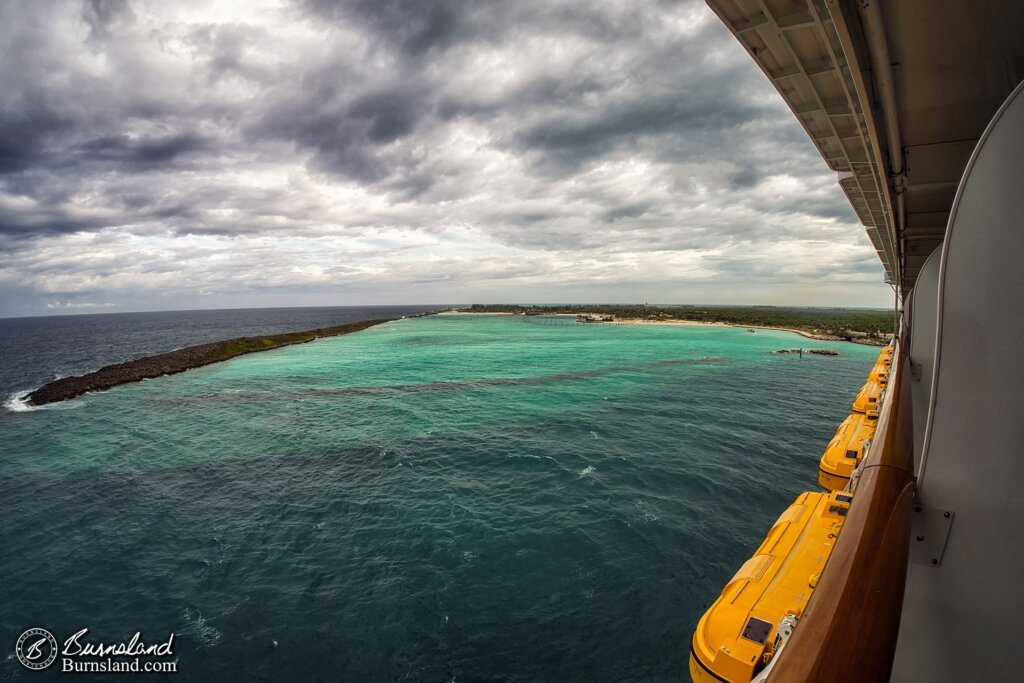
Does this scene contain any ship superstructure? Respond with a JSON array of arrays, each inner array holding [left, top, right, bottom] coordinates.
[[697, 1, 1024, 680]]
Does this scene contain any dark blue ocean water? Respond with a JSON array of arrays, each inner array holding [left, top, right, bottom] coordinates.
[[0, 309, 877, 682]]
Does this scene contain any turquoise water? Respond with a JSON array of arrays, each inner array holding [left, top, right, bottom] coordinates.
[[0, 313, 877, 681]]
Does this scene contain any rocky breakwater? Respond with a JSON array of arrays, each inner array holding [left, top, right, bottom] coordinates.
[[26, 318, 394, 406], [775, 348, 840, 356]]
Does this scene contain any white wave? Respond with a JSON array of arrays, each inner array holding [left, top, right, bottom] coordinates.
[[182, 608, 221, 648], [579, 465, 596, 477], [634, 500, 661, 523], [4, 390, 36, 413]]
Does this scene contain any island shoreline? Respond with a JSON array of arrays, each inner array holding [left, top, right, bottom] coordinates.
[[451, 306, 890, 346], [448, 310, 886, 345]]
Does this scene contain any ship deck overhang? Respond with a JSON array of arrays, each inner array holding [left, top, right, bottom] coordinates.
[[706, 0, 1024, 292]]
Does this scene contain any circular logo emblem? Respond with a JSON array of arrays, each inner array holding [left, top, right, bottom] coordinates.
[[15, 628, 58, 670]]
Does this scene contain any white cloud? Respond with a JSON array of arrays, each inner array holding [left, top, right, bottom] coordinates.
[[0, 0, 890, 316]]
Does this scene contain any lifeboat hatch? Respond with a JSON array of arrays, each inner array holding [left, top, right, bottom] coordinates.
[[741, 617, 772, 645]]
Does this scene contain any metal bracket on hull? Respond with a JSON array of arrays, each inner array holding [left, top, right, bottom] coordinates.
[[910, 503, 954, 567], [750, 615, 798, 683]]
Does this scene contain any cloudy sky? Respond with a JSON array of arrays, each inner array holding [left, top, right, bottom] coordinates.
[[0, 0, 890, 317]]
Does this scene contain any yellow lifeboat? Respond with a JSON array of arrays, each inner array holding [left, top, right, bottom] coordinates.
[[817, 413, 876, 491], [689, 491, 851, 683], [867, 361, 889, 386], [851, 381, 883, 418]]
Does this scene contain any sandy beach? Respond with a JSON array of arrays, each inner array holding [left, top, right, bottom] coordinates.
[[607, 317, 726, 327], [727, 324, 827, 340], [445, 310, 515, 315]]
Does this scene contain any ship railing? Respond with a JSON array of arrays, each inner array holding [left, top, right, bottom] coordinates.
[[766, 336, 914, 682]]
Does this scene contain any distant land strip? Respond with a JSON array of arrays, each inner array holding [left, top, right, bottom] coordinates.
[[27, 318, 399, 406], [458, 304, 893, 345]]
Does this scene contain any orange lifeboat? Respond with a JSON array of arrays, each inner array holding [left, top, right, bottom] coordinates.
[[817, 413, 876, 491], [689, 491, 852, 682], [851, 381, 883, 419]]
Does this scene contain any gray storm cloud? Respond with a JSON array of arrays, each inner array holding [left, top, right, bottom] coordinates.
[[0, 0, 888, 316]]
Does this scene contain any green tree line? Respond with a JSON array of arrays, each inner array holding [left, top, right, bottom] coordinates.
[[460, 304, 894, 336]]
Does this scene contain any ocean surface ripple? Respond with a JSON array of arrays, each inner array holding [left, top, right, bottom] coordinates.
[[0, 308, 878, 681]]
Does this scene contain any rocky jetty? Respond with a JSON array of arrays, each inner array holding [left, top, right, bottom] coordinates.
[[775, 348, 840, 356], [26, 318, 394, 406]]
